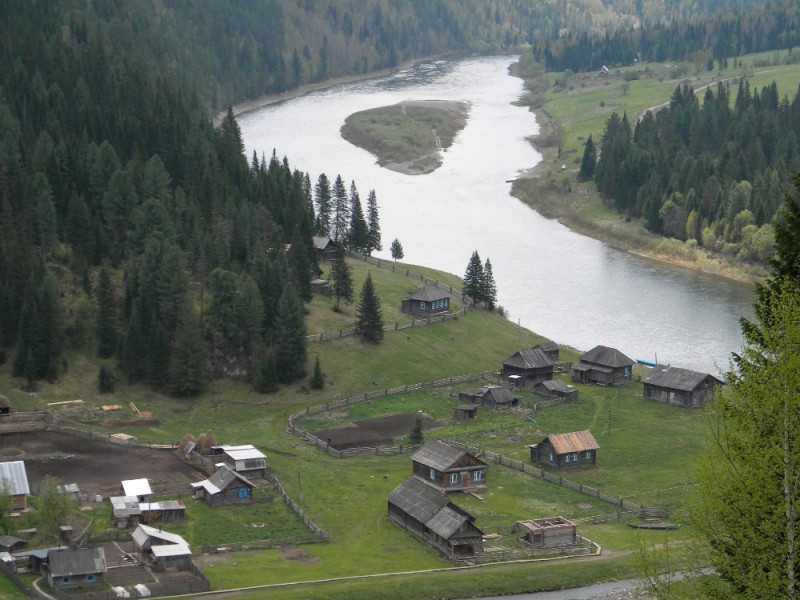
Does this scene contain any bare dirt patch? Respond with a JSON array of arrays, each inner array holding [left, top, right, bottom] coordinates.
[[281, 547, 319, 564], [315, 413, 441, 450], [0, 431, 207, 497]]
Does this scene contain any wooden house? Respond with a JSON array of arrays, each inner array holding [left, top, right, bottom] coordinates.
[[132, 524, 192, 572], [502, 347, 554, 385], [312, 236, 337, 262], [120, 478, 152, 502], [571, 345, 635, 386], [0, 461, 30, 510], [533, 341, 560, 361], [534, 379, 578, 402], [0, 535, 25, 553], [643, 365, 723, 408], [138, 500, 186, 525], [210, 444, 267, 477], [47, 547, 106, 590], [529, 431, 599, 469], [401, 285, 451, 316], [0, 394, 10, 415], [410, 440, 487, 493], [191, 465, 256, 506], [458, 385, 519, 409], [515, 517, 577, 548], [387, 477, 484, 559], [453, 405, 478, 420]]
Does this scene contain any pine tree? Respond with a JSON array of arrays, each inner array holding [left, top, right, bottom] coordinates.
[[463, 250, 485, 305], [96, 267, 117, 358], [330, 244, 354, 310], [309, 354, 324, 390], [274, 285, 307, 382], [390, 238, 404, 261], [366, 189, 382, 254], [483, 258, 498, 310], [355, 272, 384, 344], [348, 180, 369, 253]]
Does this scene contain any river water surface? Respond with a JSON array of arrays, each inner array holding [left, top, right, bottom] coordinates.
[[238, 56, 753, 374]]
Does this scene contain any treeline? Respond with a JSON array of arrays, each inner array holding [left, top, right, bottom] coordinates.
[[539, 0, 798, 72], [588, 79, 800, 264]]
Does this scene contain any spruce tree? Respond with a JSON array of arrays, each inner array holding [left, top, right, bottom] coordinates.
[[309, 354, 324, 390], [355, 272, 384, 344], [330, 244, 354, 310], [254, 357, 279, 393], [313, 174, 332, 236], [167, 308, 207, 397], [96, 267, 117, 358], [274, 285, 307, 382], [463, 250, 485, 305], [483, 258, 498, 310], [409, 414, 424, 445], [348, 181, 369, 253], [288, 227, 313, 302], [579, 134, 597, 181], [366, 189, 382, 254], [331, 175, 349, 243], [390, 238, 404, 261], [98, 366, 116, 394]]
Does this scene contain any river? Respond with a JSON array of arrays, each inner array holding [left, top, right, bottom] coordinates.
[[238, 56, 754, 375]]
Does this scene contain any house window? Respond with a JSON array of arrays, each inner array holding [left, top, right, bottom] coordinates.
[[449, 472, 459, 484], [473, 470, 484, 481], [62, 577, 71, 584], [86, 574, 95, 583], [420, 301, 426, 310], [584, 451, 593, 460], [565, 453, 579, 463], [429, 468, 436, 480], [548, 450, 554, 461]]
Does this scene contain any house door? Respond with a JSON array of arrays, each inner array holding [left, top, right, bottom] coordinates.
[[461, 472, 470, 487]]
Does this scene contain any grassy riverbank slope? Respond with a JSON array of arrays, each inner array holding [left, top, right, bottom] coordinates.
[[0, 256, 704, 599], [512, 50, 800, 284]]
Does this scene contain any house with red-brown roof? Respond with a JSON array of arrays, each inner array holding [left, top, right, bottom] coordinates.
[[529, 431, 599, 469]]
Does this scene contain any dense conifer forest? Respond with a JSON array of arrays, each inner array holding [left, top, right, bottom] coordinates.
[[0, 0, 776, 393]]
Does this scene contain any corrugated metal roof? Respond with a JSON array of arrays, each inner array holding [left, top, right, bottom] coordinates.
[[190, 465, 254, 495], [410, 440, 467, 471], [48, 547, 106, 577], [579, 345, 634, 368], [407, 285, 450, 302], [121, 478, 151, 497], [504, 347, 554, 370], [644, 365, 721, 392], [151, 543, 191, 558], [545, 431, 599, 454], [133, 524, 188, 547], [0, 461, 29, 495]]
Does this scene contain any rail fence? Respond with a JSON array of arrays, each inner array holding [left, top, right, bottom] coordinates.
[[306, 252, 470, 343], [0, 410, 50, 434], [457, 534, 598, 565]]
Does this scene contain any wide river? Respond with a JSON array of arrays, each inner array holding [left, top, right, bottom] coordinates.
[[239, 55, 754, 375]]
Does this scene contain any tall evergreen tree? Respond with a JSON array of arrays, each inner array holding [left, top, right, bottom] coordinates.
[[390, 238, 404, 261], [366, 189, 382, 254], [287, 227, 313, 302], [483, 258, 498, 310], [579, 134, 597, 181], [331, 174, 349, 243], [309, 354, 324, 390], [313, 173, 332, 236], [355, 272, 384, 344], [330, 244, 354, 309], [463, 250, 485, 305], [96, 267, 117, 358], [167, 307, 207, 397], [348, 180, 369, 253], [273, 285, 307, 382]]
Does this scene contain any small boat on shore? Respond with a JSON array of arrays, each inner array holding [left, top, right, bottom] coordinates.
[[626, 522, 681, 530]]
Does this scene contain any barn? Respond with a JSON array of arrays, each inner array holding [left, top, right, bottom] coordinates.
[[458, 385, 519, 409], [502, 346, 554, 385], [387, 477, 483, 559], [572, 345, 635, 386]]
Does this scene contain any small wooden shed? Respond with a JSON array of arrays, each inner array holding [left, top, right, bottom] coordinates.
[[453, 405, 478, 420], [534, 379, 578, 402], [312, 236, 337, 262], [411, 440, 487, 493], [0, 461, 30, 510], [458, 385, 519, 409], [529, 430, 599, 469], [516, 516, 577, 548], [401, 285, 451, 316], [210, 444, 267, 477], [643, 365, 722, 408], [533, 341, 560, 361]]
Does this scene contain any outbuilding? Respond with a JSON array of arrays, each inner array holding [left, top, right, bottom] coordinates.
[[210, 444, 267, 477], [516, 517, 577, 548], [191, 465, 256, 506], [534, 379, 578, 402], [643, 365, 723, 407], [0, 461, 30, 510], [132, 524, 192, 572], [120, 478, 152, 502], [458, 385, 519, 409]]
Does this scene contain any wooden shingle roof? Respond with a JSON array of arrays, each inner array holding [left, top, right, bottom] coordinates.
[[643, 365, 722, 392], [504, 347, 553, 369], [410, 440, 473, 471], [407, 285, 450, 302], [542, 431, 599, 454], [48, 547, 106, 578], [579, 345, 634, 368], [388, 476, 449, 523]]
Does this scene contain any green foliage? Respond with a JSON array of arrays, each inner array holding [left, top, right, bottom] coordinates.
[[408, 414, 424, 445], [354, 272, 384, 344], [36, 475, 75, 542], [463, 250, 485, 304], [330, 245, 354, 309], [309, 354, 324, 390], [274, 285, 307, 383], [167, 309, 207, 397], [390, 238, 404, 261], [579, 134, 597, 181], [366, 190, 382, 254], [97, 366, 115, 394], [95, 267, 117, 358]]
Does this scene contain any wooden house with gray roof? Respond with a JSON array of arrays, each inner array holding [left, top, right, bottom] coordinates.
[[643, 365, 723, 408], [572, 345, 635, 386], [46, 547, 106, 590], [458, 385, 519, 409], [387, 477, 484, 559], [312, 236, 337, 262], [401, 284, 451, 316], [502, 346, 554, 385], [534, 379, 578, 402], [190, 465, 255, 506], [529, 430, 599, 469], [410, 440, 487, 493], [132, 524, 193, 572]]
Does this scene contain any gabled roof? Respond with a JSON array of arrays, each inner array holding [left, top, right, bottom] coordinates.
[[579, 345, 634, 368], [132, 524, 188, 548], [461, 386, 516, 405], [533, 341, 559, 354], [312, 236, 335, 250], [190, 465, 255, 495], [48, 547, 106, 577], [151, 543, 191, 558], [0, 461, 30, 495], [411, 440, 484, 472], [504, 347, 554, 370], [539, 379, 574, 393], [121, 478, 151, 497], [537, 431, 599, 454], [643, 365, 722, 392], [426, 505, 470, 539], [388, 477, 449, 524], [407, 285, 450, 302], [218, 445, 266, 462]]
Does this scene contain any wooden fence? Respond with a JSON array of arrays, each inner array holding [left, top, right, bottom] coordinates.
[[457, 534, 598, 565], [0, 410, 50, 434]]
